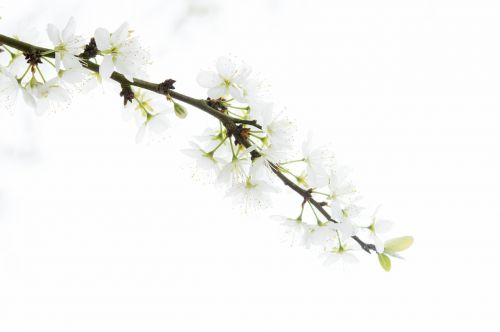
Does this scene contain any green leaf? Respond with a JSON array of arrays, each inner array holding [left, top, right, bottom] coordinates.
[[378, 253, 391, 272], [173, 102, 187, 119], [384, 236, 414, 253]]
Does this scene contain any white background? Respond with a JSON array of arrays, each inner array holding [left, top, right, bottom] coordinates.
[[1, 0, 499, 330]]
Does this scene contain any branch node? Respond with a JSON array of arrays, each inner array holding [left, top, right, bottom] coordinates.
[[158, 79, 176, 95], [80, 38, 98, 59], [119, 84, 134, 106]]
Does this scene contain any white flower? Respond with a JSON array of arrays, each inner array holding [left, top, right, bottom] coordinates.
[[29, 78, 70, 115], [273, 215, 311, 246], [250, 102, 294, 148], [249, 144, 290, 181], [226, 176, 278, 211], [327, 167, 356, 204], [47, 17, 85, 71], [320, 241, 359, 266], [330, 199, 363, 224], [194, 128, 228, 151], [196, 56, 251, 101], [330, 199, 362, 241], [58, 67, 101, 93], [135, 113, 170, 143], [302, 135, 334, 188], [306, 222, 339, 248], [182, 142, 224, 176], [217, 155, 251, 185], [240, 77, 269, 104], [94, 22, 150, 81], [365, 206, 393, 252], [124, 88, 172, 143]]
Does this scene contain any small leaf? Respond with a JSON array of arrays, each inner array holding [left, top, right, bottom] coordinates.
[[384, 236, 414, 252], [173, 102, 187, 119], [378, 253, 391, 272]]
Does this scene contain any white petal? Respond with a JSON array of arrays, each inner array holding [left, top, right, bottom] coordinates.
[[148, 114, 169, 133], [62, 17, 76, 41], [233, 63, 251, 85], [229, 84, 245, 102], [46, 24, 60, 45], [196, 70, 220, 88], [374, 237, 384, 253], [94, 28, 111, 50], [54, 53, 62, 72], [50, 86, 70, 103], [330, 201, 343, 222], [62, 54, 81, 70], [216, 56, 237, 79], [322, 252, 341, 266], [99, 55, 114, 78], [207, 85, 227, 99], [22, 89, 36, 109], [111, 22, 129, 45], [135, 123, 146, 143], [60, 68, 86, 84], [114, 58, 134, 81], [342, 253, 359, 264]]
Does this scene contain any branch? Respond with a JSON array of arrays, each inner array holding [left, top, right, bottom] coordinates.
[[0, 33, 375, 254]]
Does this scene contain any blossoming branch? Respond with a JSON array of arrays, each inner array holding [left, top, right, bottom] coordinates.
[[0, 18, 413, 271]]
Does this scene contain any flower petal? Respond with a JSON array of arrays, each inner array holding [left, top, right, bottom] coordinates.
[[216, 56, 237, 79], [135, 123, 147, 143], [62, 54, 82, 70], [196, 70, 220, 88], [111, 22, 129, 45], [54, 53, 62, 72], [94, 28, 111, 51], [148, 114, 169, 134], [62, 17, 76, 41], [47, 24, 60, 45], [207, 85, 227, 99], [99, 55, 114, 78]]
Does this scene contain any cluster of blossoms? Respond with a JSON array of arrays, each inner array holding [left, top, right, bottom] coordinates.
[[191, 56, 413, 269], [0, 18, 170, 141], [0, 19, 413, 270]]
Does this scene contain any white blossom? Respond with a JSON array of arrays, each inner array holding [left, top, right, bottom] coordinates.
[[327, 167, 356, 204], [365, 206, 393, 252], [226, 176, 278, 211], [196, 56, 251, 101], [306, 222, 339, 248], [182, 142, 224, 176], [320, 240, 359, 266], [240, 77, 269, 104], [330, 199, 362, 241], [94, 22, 150, 81], [302, 135, 334, 187], [217, 155, 251, 185], [29, 78, 70, 114], [47, 17, 85, 71], [273, 215, 311, 246], [124, 88, 172, 143]]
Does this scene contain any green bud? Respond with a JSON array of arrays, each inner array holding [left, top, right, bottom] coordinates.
[[173, 102, 187, 119], [384, 236, 414, 253], [378, 253, 391, 272]]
